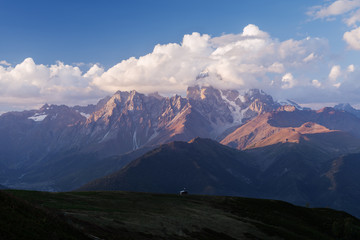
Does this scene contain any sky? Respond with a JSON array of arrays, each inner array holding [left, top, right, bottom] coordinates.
[[1, 0, 360, 112]]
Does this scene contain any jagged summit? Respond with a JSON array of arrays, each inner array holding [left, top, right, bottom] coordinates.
[[334, 103, 360, 118], [78, 85, 282, 153], [335, 103, 354, 110], [279, 99, 306, 110]]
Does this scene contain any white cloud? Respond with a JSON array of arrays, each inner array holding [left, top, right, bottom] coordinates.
[[344, 27, 360, 49], [0, 60, 11, 66], [281, 73, 296, 89], [0, 58, 106, 109], [242, 24, 269, 37], [326, 64, 356, 89], [312, 79, 322, 88], [93, 25, 327, 94], [83, 64, 104, 78], [333, 82, 342, 88], [303, 53, 316, 62], [309, 0, 360, 20], [329, 65, 341, 81], [309, 1, 360, 50], [268, 62, 285, 73], [345, 8, 360, 26], [348, 64, 355, 72]]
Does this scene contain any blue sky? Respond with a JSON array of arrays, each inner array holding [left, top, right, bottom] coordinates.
[[1, 0, 320, 66], [1, 0, 360, 112]]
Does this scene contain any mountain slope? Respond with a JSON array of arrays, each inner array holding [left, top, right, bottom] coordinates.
[[219, 107, 360, 211], [0, 191, 88, 240], [0, 104, 86, 169], [221, 107, 360, 152], [334, 103, 360, 118], [4, 146, 154, 191], [79, 138, 259, 196], [321, 152, 360, 218], [8, 190, 360, 240], [79, 136, 360, 218]]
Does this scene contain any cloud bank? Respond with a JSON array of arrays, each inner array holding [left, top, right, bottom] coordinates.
[[0, 58, 106, 111], [93, 24, 330, 99], [0, 24, 359, 112]]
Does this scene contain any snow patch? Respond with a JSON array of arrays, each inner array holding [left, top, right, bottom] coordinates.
[[133, 130, 139, 150], [99, 131, 110, 143], [147, 129, 159, 143], [207, 91, 250, 137], [220, 91, 247, 125], [80, 112, 90, 118], [76, 110, 91, 119], [238, 95, 245, 103], [28, 113, 47, 122]]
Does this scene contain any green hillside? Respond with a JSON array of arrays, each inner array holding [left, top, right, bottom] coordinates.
[[3, 190, 360, 240]]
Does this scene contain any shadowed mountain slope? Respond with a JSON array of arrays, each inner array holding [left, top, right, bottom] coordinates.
[[321, 152, 360, 218], [79, 138, 259, 196], [79, 136, 360, 218]]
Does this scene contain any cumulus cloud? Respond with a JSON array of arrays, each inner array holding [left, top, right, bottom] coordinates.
[[92, 24, 328, 95], [312, 79, 322, 88], [348, 64, 355, 72], [329, 65, 341, 81], [344, 27, 360, 49], [281, 73, 296, 89], [0, 58, 106, 110]]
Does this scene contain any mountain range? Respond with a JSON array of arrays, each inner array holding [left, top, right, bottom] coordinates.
[[2, 85, 360, 217], [0, 85, 280, 191]]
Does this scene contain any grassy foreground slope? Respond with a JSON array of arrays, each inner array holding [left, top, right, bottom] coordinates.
[[0, 190, 88, 240], [4, 190, 360, 240]]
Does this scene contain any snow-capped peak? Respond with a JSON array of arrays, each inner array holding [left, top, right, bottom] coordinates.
[[279, 99, 303, 110]]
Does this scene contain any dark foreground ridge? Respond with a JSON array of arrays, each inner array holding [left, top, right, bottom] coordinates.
[[0, 190, 88, 240], [3, 190, 360, 240]]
